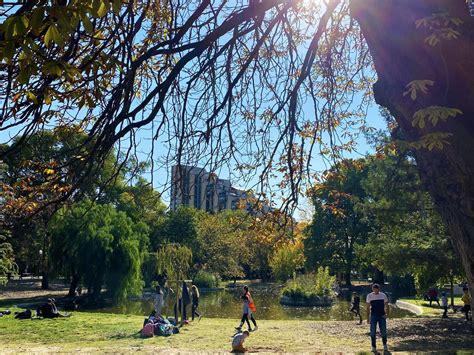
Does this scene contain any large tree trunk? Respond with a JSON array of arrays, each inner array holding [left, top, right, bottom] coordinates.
[[41, 272, 49, 290], [68, 274, 79, 297], [351, 0, 474, 323]]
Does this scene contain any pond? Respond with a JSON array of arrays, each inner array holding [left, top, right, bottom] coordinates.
[[90, 286, 412, 321]]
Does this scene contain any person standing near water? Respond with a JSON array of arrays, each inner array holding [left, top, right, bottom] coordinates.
[[191, 285, 202, 321], [154, 285, 164, 316], [350, 291, 362, 324], [235, 285, 258, 332], [366, 283, 389, 353]]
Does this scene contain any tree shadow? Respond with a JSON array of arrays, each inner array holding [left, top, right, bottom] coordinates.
[[390, 318, 474, 352]]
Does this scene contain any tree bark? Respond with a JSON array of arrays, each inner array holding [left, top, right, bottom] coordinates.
[[373, 269, 384, 285], [41, 272, 49, 290], [68, 274, 79, 297], [351, 0, 474, 322]]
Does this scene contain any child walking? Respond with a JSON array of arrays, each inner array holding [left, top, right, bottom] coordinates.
[[350, 291, 362, 324], [235, 285, 258, 332]]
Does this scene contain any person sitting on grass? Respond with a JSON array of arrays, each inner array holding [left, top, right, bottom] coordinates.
[[38, 298, 70, 318], [232, 329, 250, 353]]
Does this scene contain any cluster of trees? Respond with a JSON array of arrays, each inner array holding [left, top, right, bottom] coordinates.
[[0, 129, 305, 298], [305, 150, 464, 293]]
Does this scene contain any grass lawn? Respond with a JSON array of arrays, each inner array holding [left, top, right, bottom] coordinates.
[[399, 297, 464, 316], [1, 307, 474, 353]]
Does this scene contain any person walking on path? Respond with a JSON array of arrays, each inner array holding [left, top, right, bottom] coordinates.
[[441, 292, 448, 319], [191, 284, 202, 321], [154, 285, 164, 316], [350, 291, 362, 324], [461, 287, 471, 321], [366, 283, 389, 353], [235, 285, 258, 332]]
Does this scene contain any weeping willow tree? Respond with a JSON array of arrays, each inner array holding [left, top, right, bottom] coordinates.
[[1, 0, 474, 318], [0, 231, 17, 285]]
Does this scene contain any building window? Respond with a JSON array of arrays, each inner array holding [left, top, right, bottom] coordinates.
[[206, 183, 214, 211], [194, 175, 202, 209]]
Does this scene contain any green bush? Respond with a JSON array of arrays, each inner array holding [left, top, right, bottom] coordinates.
[[193, 270, 220, 288], [282, 267, 336, 299]]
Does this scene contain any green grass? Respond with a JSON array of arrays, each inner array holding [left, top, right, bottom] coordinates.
[[399, 297, 463, 316], [0, 308, 368, 352], [1, 300, 473, 353]]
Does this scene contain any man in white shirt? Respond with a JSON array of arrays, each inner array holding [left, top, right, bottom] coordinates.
[[366, 283, 389, 353]]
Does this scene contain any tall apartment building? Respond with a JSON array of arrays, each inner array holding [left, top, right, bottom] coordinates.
[[170, 165, 249, 213]]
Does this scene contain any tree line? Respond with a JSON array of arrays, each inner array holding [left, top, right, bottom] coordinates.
[[1, 128, 464, 299]]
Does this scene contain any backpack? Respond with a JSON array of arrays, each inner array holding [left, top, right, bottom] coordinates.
[[141, 322, 154, 337]]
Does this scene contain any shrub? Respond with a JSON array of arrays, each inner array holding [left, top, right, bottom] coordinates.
[[282, 267, 336, 300], [193, 270, 220, 288]]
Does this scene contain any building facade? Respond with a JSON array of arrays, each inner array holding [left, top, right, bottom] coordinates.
[[170, 165, 249, 213]]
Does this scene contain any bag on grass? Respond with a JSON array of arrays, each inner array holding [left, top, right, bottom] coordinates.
[[141, 322, 154, 337], [15, 309, 32, 320]]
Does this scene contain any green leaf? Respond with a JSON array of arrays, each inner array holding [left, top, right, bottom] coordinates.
[[2, 41, 16, 59], [3, 17, 16, 40], [30, 8, 44, 33], [13, 17, 27, 37], [112, 0, 122, 14], [82, 15, 93, 33], [27, 91, 38, 104], [97, 1, 109, 17], [44, 24, 64, 48], [18, 68, 30, 85]]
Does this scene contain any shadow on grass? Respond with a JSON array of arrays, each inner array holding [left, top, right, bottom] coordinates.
[[390, 318, 474, 352], [109, 331, 142, 340]]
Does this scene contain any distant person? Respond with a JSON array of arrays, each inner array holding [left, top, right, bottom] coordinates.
[[154, 285, 164, 316], [441, 292, 448, 318], [232, 329, 250, 353], [350, 291, 362, 324], [191, 285, 202, 321], [424, 287, 440, 307], [182, 281, 191, 321], [174, 282, 191, 322], [235, 285, 258, 332], [366, 283, 389, 353], [39, 298, 69, 318], [461, 287, 471, 321]]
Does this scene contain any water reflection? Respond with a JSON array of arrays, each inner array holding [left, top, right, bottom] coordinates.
[[90, 288, 411, 321]]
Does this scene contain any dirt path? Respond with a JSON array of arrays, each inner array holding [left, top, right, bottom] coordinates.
[[0, 279, 68, 301]]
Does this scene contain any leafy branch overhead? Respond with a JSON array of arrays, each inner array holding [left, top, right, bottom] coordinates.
[[0, 0, 374, 213]]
